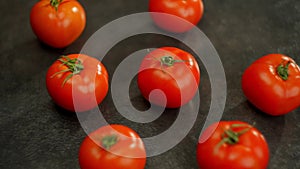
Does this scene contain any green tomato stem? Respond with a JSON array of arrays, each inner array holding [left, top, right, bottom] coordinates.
[[102, 135, 118, 150], [277, 61, 291, 81], [51, 55, 84, 86], [160, 56, 187, 67], [214, 124, 251, 153], [50, 0, 63, 11]]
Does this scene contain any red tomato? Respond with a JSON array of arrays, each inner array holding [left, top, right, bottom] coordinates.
[[197, 121, 269, 169], [30, 0, 86, 48], [137, 47, 200, 108], [149, 0, 204, 33], [46, 54, 109, 112], [78, 125, 146, 169], [242, 54, 300, 116]]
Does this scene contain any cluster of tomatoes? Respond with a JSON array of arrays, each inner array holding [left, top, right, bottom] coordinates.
[[29, 0, 299, 169]]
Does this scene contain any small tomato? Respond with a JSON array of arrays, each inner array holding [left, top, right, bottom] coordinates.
[[197, 121, 269, 169], [137, 47, 200, 108], [149, 0, 204, 33], [242, 54, 300, 115], [46, 54, 109, 112], [78, 125, 146, 169], [30, 0, 86, 48]]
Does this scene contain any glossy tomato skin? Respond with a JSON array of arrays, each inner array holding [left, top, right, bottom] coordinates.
[[197, 121, 269, 169], [137, 47, 200, 108], [30, 0, 86, 48], [46, 54, 109, 112], [149, 0, 204, 33], [242, 54, 300, 116], [79, 125, 146, 169]]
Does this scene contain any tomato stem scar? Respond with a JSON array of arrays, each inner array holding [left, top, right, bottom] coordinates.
[[50, 55, 84, 86], [102, 135, 118, 150], [277, 61, 291, 81]]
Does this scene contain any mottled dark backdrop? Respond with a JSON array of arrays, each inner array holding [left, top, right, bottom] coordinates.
[[0, 0, 299, 169]]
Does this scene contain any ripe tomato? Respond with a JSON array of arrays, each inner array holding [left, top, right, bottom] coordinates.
[[78, 125, 146, 169], [30, 0, 86, 48], [242, 54, 300, 116], [149, 0, 204, 33], [197, 121, 269, 169], [46, 54, 109, 112], [137, 47, 200, 108]]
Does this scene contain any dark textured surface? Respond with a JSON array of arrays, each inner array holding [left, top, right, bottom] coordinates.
[[0, 0, 299, 169]]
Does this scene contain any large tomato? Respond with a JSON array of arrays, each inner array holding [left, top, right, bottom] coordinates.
[[30, 0, 86, 48], [137, 47, 200, 108], [46, 54, 109, 112], [197, 121, 269, 169], [78, 125, 146, 169], [242, 54, 300, 116], [149, 0, 204, 33]]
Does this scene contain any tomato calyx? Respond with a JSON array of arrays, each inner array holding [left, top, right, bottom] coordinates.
[[214, 124, 251, 153], [160, 56, 186, 67], [50, 0, 63, 11], [101, 135, 118, 150], [277, 61, 291, 81], [51, 55, 84, 86]]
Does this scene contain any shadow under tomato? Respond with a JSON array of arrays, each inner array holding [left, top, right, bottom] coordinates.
[[53, 102, 77, 117]]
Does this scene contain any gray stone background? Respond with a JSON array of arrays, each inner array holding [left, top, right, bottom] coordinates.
[[0, 0, 299, 169]]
